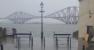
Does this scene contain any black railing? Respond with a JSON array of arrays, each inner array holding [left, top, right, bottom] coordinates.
[[54, 34, 71, 50], [14, 32, 33, 50]]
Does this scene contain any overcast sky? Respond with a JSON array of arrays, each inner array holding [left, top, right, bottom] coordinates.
[[0, 0, 79, 18]]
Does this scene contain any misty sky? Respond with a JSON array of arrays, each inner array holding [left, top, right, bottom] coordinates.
[[0, 0, 79, 18]]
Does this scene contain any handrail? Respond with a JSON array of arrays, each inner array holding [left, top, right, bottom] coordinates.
[[14, 33, 32, 35]]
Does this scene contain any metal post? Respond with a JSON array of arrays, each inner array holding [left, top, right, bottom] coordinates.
[[44, 37, 45, 49], [56, 37, 58, 50], [40, 2, 45, 50], [31, 36, 33, 50], [30, 32, 33, 50], [67, 36, 69, 50], [17, 37, 20, 50], [0, 44, 3, 50], [29, 33, 31, 48], [69, 36, 71, 50]]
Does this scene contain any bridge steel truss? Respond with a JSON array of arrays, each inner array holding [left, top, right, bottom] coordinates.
[[1, 6, 79, 24]]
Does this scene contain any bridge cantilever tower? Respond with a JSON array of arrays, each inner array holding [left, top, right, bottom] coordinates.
[[45, 6, 79, 24]]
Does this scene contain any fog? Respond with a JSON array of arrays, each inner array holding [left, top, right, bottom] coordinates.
[[0, 0, 79, 18]]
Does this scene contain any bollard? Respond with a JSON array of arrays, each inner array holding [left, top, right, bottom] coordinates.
[[0, 44, 3, 50]]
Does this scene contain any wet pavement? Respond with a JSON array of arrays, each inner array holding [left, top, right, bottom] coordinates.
[[3, 36, 78, 50]]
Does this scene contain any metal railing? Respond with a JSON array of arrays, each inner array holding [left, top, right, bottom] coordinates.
[[14, 32, 33, 50], [54, 34, 71, 50]]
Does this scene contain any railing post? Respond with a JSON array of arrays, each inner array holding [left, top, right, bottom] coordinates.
[[56, 36, 58, 50], [67, 36, 69, 50], [31, 35, 33, 50], [44, 37, 45, 50], [69, 37, 71, 50], [29, 33, 31, 48], [17, 37, 20, 50], [0, 44, 3, 50]]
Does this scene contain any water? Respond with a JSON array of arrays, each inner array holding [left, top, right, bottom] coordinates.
[[0, 24, 78, 50]]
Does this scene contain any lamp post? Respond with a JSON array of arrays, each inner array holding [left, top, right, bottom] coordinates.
[[40, 2, 45, 50]]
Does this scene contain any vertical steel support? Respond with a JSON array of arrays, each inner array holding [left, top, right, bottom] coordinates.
[[17, 37, 20, 50], [56, 37, 58, 50], [31, 36, 33, 50], [29, 32, 33, 50], [69, 37, 71, 50], [40, 2, 45, 50], [29, 33, 31, 48], [30, 32, 33, 50], [15, 35, 18, 48], [44, 37, 45, 49], [67, 36, 70, 50]]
